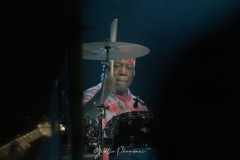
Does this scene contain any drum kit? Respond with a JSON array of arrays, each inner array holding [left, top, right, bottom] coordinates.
[[82, 19, 161, 160]]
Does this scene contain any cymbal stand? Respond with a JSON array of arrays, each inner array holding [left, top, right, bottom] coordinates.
[[94, 44, 111, 157], [100, 45, 111, 104]]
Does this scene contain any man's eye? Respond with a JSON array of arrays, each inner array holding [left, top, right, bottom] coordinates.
[[114, 65, 120, 67], [127, 67, 133, 70]]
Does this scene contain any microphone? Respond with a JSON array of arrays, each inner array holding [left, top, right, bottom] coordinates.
[[134, 101, 138, 108], [133, 94, 139, 108], [133, 94, 147, 108]]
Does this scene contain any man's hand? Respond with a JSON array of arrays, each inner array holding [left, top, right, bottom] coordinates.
[[103, 72, 116, 95]]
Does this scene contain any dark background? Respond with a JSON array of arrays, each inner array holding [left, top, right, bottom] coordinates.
[[1, 0, 240, 159]]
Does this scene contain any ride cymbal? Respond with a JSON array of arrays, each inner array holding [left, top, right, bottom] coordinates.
[[82, 42, 150, 60]]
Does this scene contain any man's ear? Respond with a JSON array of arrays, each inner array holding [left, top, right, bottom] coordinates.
[[133, 71, 135, 76]]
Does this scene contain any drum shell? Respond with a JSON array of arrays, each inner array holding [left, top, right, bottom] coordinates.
[[105, 111, 161, 150], [83, 116, 99, 153]]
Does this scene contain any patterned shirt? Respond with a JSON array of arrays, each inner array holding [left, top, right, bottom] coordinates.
[[83, 83, 148, 129]]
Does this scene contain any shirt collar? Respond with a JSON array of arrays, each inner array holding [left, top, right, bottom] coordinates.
[[115, 89, 132, 102]]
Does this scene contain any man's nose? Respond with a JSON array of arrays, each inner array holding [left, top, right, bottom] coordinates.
[[119, 67, 127, 76]]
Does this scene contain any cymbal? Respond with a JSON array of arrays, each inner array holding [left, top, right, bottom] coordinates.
[[82, 42, 150, 60]]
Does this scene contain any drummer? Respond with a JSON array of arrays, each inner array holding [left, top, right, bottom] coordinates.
[[82, 58, 148, 158], [83, 58, 148, 127]]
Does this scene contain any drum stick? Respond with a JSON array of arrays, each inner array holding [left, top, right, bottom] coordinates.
[[110, 18, 118, 42], [110, 18, 118, 79]]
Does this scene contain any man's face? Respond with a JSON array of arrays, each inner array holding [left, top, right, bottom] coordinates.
[[113, 59, 135, 95]]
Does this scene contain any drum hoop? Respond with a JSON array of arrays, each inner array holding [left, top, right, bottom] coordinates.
[[105, 111, 159, 134], [115, 111, 154, 120]]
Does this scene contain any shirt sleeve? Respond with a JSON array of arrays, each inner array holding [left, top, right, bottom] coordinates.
[[82, 85, 101, 105]]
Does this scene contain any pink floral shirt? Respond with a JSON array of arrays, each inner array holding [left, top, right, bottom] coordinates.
[[83, 83, 148, 129]]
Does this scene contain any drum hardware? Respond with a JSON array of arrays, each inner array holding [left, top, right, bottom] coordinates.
[[94, 103, 105, 152], [92, 104, 113, 153], [92, 41, 114, 158]]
